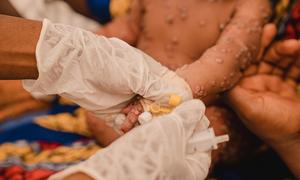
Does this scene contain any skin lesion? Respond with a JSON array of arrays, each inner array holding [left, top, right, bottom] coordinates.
[[88, 0, 272, 150]]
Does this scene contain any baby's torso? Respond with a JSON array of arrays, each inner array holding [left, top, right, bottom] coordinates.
[[136, 0, 237, 70]]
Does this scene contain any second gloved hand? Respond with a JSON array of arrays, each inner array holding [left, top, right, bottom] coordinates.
[[49, 100, 211, 180]]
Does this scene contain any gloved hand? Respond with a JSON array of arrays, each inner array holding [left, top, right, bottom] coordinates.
[[23, 19, 192, 132], [49, 100, 211, 180]]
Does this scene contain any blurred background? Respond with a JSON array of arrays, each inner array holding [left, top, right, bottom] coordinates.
[[0, 0, 298, 179]]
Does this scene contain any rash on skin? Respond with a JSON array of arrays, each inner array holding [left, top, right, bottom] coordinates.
[[89, 0, 272, 147], [176, 0, 271, 99]]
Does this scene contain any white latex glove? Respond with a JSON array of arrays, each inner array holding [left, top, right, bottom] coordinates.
[[50, 100, 211, 180], [23, 19, 192, 133]]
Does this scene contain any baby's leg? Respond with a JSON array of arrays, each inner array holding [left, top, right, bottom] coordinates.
[[63, 172, 92, 180], [205, 105, 262, 170], [205, 106, 230, 169], [86, 113, 121, 147]]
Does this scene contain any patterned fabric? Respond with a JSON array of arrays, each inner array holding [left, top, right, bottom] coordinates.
[[0, 166, 55, 180], [110, 0, 133, 18], [0, 140, 101, 179], [282, 1, 300, 39], [271, 0, 300, 39]]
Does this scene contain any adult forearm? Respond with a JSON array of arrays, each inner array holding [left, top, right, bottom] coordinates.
[[0, 15, 41, 79]]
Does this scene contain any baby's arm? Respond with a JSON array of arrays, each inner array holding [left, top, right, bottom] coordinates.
[[97, 0, 143, 45], [176, 0, 271, 99]]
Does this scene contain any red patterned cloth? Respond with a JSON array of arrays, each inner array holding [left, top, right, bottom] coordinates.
[[281, 1, 300, 39], [1, 165, 55, 180], [0, 140, 100, 180]]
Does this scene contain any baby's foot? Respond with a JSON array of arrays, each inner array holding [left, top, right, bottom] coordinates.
[[120, 101, 144, 133]]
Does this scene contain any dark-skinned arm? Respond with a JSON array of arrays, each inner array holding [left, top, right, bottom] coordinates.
[[0, 15, 40, 79]]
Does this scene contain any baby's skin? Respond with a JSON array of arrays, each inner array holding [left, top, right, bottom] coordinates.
[[101, 0, 271, 98], [99, 0, 271, 134], [87, 0, 273, 165], [91, 0, 271, 140]]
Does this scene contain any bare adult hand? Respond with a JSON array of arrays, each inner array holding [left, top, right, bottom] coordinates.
[[226, 74, 300, 146], [258, 39, 300, 82]]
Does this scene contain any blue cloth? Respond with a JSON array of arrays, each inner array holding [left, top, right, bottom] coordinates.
[[0, 111, 84, 144], [49, 98, 78, 115], [0, 98, 82, 144], [87, 0, 111, 24]]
